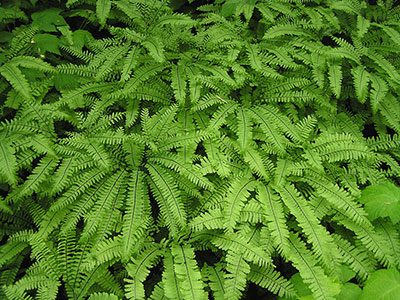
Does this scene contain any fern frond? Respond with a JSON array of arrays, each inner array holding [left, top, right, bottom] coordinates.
[[373, 219, 400, 269], [171, 244, 208, 300], [288, 233, 340, 300], [10, 56, 56, 73], [94, 44, 129, 81], [80, 169, 126, 241], [328, 59, 342, 98], [121, 169, 148, 259], [248, 264, 297, 298], [192, 231, 271, 266], [190, 209, 224, 231], [6, 156, 58, 204], [146, 163, 186, 236], [223, 176, 256, 231], [0, 62, 32, 100], [119, 64, 166, 96], [337, 217, 390, 267], [150, 153, 213, 190], [96, 0, 111, 26], [162, 251, 184, 300], [256, 183, 290, 254], [88, 293, 118, 300], [171, 62, 187, 104], [202, 263, 226, 300], [125, 245, 163, 300], [301, 170, 372, 229], [224, 250, 251, 300], [142, 36, 165, 63], [332, 234, 375, 281], [369, 74, 388, 114], [351, 65, 370, 104], [263, 24, 308, 39], [0, 141, 18, 186]]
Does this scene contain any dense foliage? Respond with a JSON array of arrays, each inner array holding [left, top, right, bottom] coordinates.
[[1, 0, 400, 299]]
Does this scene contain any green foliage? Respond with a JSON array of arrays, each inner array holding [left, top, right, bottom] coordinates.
[[0, 0, 400, 300], [358, 181, 400, 224], [359, 269, 400, 300]]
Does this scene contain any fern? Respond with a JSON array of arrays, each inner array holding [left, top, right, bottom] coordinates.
[[1, 0, 400, 299]]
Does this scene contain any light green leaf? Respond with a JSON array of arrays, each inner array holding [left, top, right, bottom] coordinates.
[[359, 269, 400, 300], [358, 182, 400, 224]]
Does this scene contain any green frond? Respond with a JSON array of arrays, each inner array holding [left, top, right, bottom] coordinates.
[[332, 234, 375, 281], [142, 104, 178, 141], [248, 264, 297, 298], [351, 65, 370, 104], [121, 170, 149, 259], [155, 12, 197, 27], [379, 93, 400, 133], [263, 24, 308, 39], [125, 245, 163, 300], [142, 36, 165, 63], [0, 241, 28, 268], [301, 170, 372, 229], [146, 163, 186, 236], [6, 156, 58, 204], [190, 209, 224, 231], [357, 15, 370, 38], [0, 141, 18, 186], [366, 134, 400, 151], [10, 56, 56, 73], [224, 250, 251, 300], [49, 157, 75, 196], [242, 144, 271, 180], [192, 231, 272, 267], [149, 282, 165, 300], [207, 102, 237, 130], [246, 43, 263, 72], [327, 59, 342, 98], [119, 64, 166, 97], [223, 176, 256, 231], [366, 49, 400, 83], [337, 217, 390, 268], [94, 44, 129, 81], [171, 244, 208, 300], [59, 82, 115, 109], [162, 251, 184, 300], [256, 183, 289, 253], [235, 106, 252, 151], [312, 133, 373, 162], [88, 293, 118, 300], [96, 0, 111, 26], [87, 236, 122, 269], [171, 62, 187, 104], [372, 23, 400, 48], [50, 169, 105, 212], [120, 47, 140, 82], [373, 219, 400, 269], [288, 233, 340, 300], [149, 153, 213, 190], [0, 62, 32, 100], [278, 184, 340, 272], [369, 74, 388, 114], [80, 169, 127, 241], [202, 263, 226, 300]]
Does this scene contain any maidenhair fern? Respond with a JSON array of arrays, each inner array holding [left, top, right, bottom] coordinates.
[[1, 0, 400, 300]]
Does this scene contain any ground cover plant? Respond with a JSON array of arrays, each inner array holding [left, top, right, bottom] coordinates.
[[1, 0, 400, 299]]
